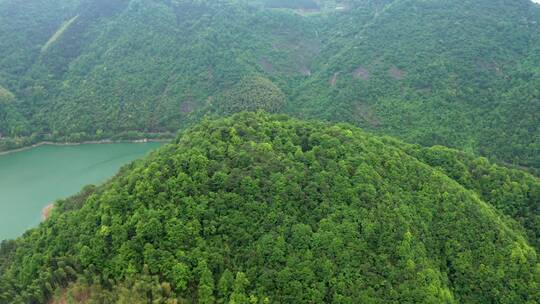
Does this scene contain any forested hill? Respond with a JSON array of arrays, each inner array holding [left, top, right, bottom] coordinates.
[[1, 113, 539, 303], [0, 0, 539, 173]]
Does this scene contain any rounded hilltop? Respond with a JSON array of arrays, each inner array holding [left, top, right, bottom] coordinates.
[[0, 112, 539, 303]]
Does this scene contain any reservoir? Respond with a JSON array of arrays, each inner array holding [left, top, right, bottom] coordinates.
[[0, 142, 163, 241]]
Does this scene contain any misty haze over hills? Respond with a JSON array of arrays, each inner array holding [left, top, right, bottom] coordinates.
[[0, 0, 539, 303], [0, 0, 538, 174]]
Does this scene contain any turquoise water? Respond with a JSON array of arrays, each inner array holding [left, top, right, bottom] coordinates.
[[0, 142, 163, 241]]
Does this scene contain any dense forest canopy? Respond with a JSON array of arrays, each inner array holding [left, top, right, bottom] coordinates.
[[0, 0, 538, 174], [0, 0, 538, 302], [1, 113, 539, 303]]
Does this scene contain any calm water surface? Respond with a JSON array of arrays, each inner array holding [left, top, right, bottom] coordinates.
[[0, 142, 163, 240]]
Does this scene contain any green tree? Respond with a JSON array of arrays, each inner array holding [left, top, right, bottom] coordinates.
[[197, 260, 215, 304]]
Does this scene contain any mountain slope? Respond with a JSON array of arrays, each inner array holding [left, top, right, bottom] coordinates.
[[381, 137, 540, 251], [1, 0, 320, 138], [0, 0, 538, 172], [290, 0, 540, 170], [1, 113, 538, 304], [0, 85, 28, 139]]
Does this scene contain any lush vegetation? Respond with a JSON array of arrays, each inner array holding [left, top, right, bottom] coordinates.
[[1, 0, 538, 302], [381, 137, 540, 251], [0, 0, 538, 173], [213, 76, 286, 115], [291, 0, 540, 173], [0, 86, 28, 138], [0, 113, 539, 303]]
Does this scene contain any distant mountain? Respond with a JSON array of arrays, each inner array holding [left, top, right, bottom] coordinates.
[[291, 0, 540, 172], [1, 113, 539, 303], [0, 0, 538, 173]]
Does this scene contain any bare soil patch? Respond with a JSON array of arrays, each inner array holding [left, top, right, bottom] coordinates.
[[42, 203, 54, 220], [475, 60, 502, 75], [330, 72, 339, 86], [180, 101, 193, 114], [260, 58, 274, 73], [352, 66, 370, 80], [49, 285, 91, 304], [299, 65, 311, 76], [389, 66, 406, 80], [356, 103, 381, 127]]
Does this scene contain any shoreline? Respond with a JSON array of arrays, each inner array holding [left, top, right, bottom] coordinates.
[[0, 138, 172, 156], [42, 203, 55, 221]]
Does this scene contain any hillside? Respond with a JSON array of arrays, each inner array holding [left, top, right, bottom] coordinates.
[[0, 0, 321, 139], [0, 0, 538, 173], [291, 0, 540, 172], [1, 113, 539, 303], [0, 85, 27, 139]]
